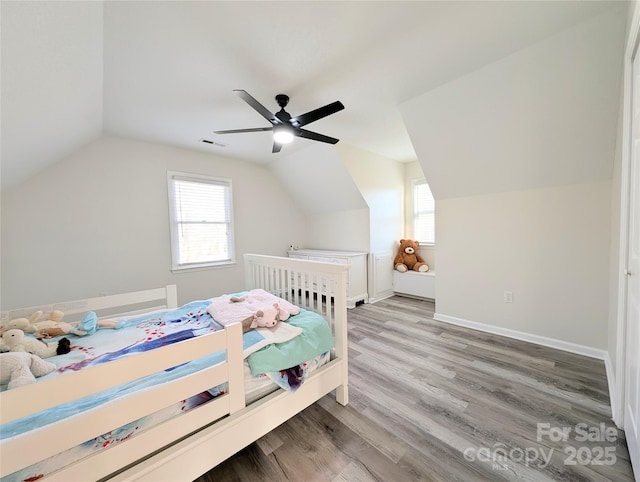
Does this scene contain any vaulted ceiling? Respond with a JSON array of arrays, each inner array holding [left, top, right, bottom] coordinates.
[[1, 1, 621, 190]]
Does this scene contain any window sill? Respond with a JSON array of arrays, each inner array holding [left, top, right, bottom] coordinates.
[[171, 261, 236, 274], [417, 242, 435, 248]]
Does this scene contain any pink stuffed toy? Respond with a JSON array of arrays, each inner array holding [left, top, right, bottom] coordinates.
[[250, 303, 284, 329], [208, 289, 301, 333]]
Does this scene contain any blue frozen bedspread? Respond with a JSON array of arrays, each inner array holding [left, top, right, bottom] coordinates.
[[1, 299, 333, 441]]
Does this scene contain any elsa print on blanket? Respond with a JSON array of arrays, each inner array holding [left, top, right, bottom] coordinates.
[[60, 300, 217, 372]]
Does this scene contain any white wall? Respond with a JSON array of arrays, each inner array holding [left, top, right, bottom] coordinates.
[[608, 82, 625, 374], [338, 143, 404, 254], [1, 0, 104, 190], [436, 182, 611, 349], [400, 7, 626, 350], [270, 143, 370, 252], [305, 209, 370, 252], [1, 136, 307, 308], [336, 143, 406, 300]]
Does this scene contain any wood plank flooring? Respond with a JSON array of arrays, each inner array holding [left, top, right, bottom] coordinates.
[[194, 296, 635, 481]]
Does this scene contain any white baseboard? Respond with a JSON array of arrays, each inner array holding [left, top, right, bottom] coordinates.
[[394, 292, 435, 302], [368, 291, 395, 304], [433, 312, 608, 360]]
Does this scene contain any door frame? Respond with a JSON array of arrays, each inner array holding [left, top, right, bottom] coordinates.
[[615, 2, 638, 427], [615, 0, 639, 440]]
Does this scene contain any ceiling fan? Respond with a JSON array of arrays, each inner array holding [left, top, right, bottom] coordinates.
[[214, 90, 345, 153]]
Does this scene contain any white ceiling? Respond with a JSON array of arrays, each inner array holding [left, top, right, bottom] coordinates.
[[1, 0, 621, 190]]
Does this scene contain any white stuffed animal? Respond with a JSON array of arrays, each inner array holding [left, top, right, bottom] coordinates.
[[27, 310, 66, 333], [0, 310, 66, 335], [0, 311, 43, 334], [1, 329, 70, 358], [0, 352, 56, 389]]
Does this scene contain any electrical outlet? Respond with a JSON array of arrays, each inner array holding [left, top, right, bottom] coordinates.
[[504, 291, 513, 303]]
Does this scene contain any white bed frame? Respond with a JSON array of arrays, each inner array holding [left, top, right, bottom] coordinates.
[[0, 254, 349, 481]]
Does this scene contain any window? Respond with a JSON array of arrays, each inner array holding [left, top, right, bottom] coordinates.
[[168, 172, 235, 270], [413, 179, 435, 245]]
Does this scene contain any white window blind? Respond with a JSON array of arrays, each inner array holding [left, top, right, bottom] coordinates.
[[413, 179, 435, 245], [168, 172, 235, 270]]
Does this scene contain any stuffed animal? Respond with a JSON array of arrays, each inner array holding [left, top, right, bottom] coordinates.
[[34, 311, 118, 339], [208, 290, 300, 333], [1, 329, 71, 358], [229, 289, 300, 320], [251, 305, 281, 329], [28, 310, 66, 333], [0, 310, 66, 335], [0, 352, 56, 389], [238, 303, 286, 333], [71, 311, 118, 336], [231, 296, 292, 321], [271, 302, 293, 322], [394, 239, 429, 273], [0, 311, 43, 334], [34, 321, 77, 339]]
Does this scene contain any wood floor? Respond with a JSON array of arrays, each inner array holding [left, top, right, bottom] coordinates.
[[194, 296, 636, 481]]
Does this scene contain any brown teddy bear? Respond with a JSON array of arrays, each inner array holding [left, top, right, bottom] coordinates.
[[394, 239, 429, 273]]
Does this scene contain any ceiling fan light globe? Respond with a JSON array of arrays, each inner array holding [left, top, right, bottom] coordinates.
[[273, 129, 294, 144]]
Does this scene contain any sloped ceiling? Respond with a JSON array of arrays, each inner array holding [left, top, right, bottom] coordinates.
[[400, 5, 627, 200], [270, 143, 367, 215], [1, 1, 622, 191], [1, 1, 103, 190]]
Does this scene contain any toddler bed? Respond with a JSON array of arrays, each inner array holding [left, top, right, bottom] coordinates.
[[0, 253, 349, 481]]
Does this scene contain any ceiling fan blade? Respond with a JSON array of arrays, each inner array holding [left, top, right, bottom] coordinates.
[[297, 128, 340, 145], [234, 89, 280, 125], [272, 142, 283, 153], [214, 127, 273, 134], [290, 101, 344, 127]]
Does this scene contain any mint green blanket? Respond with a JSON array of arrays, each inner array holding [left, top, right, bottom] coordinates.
[[247, 309, 334, 376]]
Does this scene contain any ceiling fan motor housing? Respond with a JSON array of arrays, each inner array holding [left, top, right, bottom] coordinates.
[[275, 94, 290, 108]]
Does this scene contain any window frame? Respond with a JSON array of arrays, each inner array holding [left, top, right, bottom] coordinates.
[[167, 171, 236, 271], [412, 178, 435, 246]]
